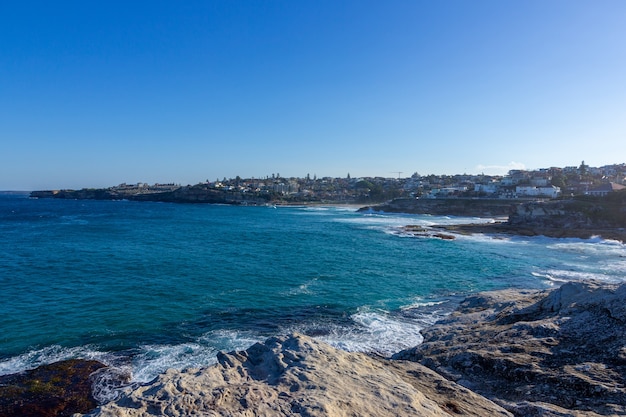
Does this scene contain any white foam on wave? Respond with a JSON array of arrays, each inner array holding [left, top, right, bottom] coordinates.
[[130, 342, 218, 383], [531, 271, 575, 285], [281, 277, 319, 296], [131, 330, 262, 383], [0, 330, 264, 401], [301, 206, 359, 213], [400, 299, 448, 311], [316, 309, 427, 357], [0, 344, 111, 376], [547, 238, 626, 257], [536, 268, 625, 284], [0, 310, 444, 405]]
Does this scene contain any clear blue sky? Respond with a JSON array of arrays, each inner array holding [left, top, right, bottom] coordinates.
[[2, 1, 625, 190]]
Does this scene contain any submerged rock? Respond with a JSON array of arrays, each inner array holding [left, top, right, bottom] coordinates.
[[0, 359, 106, 417], [401, 224, 456, 240], [394, 281, 626, 416], [82, 334, 510, 417]]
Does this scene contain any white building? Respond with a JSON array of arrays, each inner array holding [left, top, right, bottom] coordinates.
[[515, 185, 561, 199]]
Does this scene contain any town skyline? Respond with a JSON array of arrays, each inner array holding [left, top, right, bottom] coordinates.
[[6, 160, 626, 193], [26, 161, 626, 205]]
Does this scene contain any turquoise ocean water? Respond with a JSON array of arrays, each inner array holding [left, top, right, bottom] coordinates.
[[1, 194, 625, 398]]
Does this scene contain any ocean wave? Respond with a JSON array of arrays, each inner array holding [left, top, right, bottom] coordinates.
[[533, 269, 625, 284], [130, 330, 263, 383], [316, 309, 431, 357], [547, 239, 626, 256], [0, 344, 112, 376], [281, 277, 319, 296], [301, 206, 359, 212]]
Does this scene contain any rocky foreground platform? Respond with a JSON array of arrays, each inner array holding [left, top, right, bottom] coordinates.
[[74, 281, 623, 417], [3, 281, 624, 417]]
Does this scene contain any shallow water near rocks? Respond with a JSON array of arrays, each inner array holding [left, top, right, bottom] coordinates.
[[1, 194, 624, 387]]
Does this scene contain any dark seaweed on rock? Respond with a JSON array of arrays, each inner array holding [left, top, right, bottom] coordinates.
[[0, 359, 106, 417]]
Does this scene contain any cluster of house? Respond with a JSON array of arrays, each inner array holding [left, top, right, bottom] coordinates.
[[111, 162, 626, 202], [408, 163, 626, 199]]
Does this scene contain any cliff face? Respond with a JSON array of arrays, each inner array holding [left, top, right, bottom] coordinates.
[[509, 195, 626, 229], [359, 192, 626, 230], [358, 198, 514, 217]]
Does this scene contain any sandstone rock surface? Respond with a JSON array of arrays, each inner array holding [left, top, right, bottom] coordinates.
[[394, 281, 626, 416], [82, 334, 510, 417]]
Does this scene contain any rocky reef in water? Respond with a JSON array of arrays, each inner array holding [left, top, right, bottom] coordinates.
[[5, 281, 625, 417]]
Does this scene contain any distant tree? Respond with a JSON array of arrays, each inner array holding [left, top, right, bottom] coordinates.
[[551, 173, 567, 190], [347, 173, 351, 179], [579, 160, 588, 176]]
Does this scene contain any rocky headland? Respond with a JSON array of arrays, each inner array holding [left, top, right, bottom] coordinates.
[[5, 281, 624, 416], [364, 193, 626, 242], [29, 184, 273, 205]]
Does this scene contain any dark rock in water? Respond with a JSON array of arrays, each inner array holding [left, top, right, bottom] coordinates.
[[431, 233, 455, 240], [393, 281, 626, 416], [0, 359, 106, 417], [401, 225, 456, 240]]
